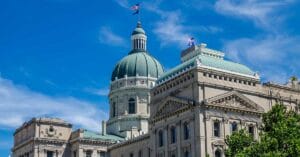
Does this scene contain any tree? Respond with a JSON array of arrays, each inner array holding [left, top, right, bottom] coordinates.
[[225, 104, 300, 157], [225, 130, 255, 157]]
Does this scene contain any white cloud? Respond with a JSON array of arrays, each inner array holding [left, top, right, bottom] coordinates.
[[144, 2, 222, 47], [85, 87, 109, 96], [214, 0, 294, 30], [223, 35, 300, 83], [153, 11, 191, 47], [114, 0, 129, 9], [215, 0, 299, 83], [0, 77, 108, 131], [99, 26, 126, 47]]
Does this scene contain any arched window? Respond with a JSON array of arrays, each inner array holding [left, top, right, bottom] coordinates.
[[112, 102, 116, 117], [231, 122, 238, 133], [215, 149, 221, 157], [170, 126, 176, 143], [184, 151, 189, 157], [158, 130, 164, 147], [213, 120, 220, 137], [183, 122, 190, 140], [128, 98, 136, 114]]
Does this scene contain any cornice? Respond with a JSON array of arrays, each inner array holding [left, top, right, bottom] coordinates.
[[12, 137, 67, 151], [198, 82, 299, 103], [107, 115, 149, 124], [263, 82, 300, 93], [108, 134, 150, 150]]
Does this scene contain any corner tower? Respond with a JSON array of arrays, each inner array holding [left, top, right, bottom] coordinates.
[[107, 22, 164, 138]]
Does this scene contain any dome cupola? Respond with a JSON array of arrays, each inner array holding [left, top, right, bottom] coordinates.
[[111, 22, 164, 81], [131, 21, 147, 52]]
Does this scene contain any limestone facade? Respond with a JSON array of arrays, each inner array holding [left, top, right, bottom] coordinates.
[[12, 118, 72, 157], [12, 24, 300, 157]]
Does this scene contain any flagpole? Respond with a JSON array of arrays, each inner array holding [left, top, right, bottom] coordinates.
[[138, 11, 141, 22]]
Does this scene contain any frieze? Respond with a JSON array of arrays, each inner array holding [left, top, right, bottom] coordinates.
[[204, 91, 264, 114], [151, 96, 194, 123]]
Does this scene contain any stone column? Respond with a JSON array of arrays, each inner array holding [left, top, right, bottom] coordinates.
[[176, 121, 181, 157], [190, 118, 196, 157], [92, 150, 97, 157], [78, 149, 83, 157], [164, 126, 169, 157], [34, 147, 38, 157], [153, 129, 157, 157], [206, 117, 212, 156]]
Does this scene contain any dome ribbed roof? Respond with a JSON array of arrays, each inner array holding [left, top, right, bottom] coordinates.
[[111, 51, 164, 81]]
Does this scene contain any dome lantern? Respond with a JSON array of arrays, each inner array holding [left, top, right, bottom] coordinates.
[[131, 21, 147, 52]]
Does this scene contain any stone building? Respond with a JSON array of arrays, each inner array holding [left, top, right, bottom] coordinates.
[[12, 21, 300, 157]]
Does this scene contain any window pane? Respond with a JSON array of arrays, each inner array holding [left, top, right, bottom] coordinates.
[[184, 123, 189, 140], [215, 150, 221, 157], [158, 131, 164, 147], [86, 151, 92, 157], [128, 98, 135, 114], [214, 121, 220, 137], [248, 126, 254, 136], [231, 122, 238, 132], [100, 152, 105, 157], [171, 127, 176, 143], [47, 151, 53, 157], [184, 151, 189, 157]]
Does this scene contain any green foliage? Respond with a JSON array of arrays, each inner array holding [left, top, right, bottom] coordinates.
[[225, 130, 255, 157], [225, 104, 300, 157], [290, 76, 298, 81]]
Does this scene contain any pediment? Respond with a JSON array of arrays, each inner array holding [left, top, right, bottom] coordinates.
[[151, 96, 194, 122], [205, 91, 264, 113]]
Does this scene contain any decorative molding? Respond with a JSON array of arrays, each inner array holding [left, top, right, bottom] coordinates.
[[150, 96, 194, 124], [204, 91, 264, 115]]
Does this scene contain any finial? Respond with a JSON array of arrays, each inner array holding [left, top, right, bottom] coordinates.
[[137, 21, 142, 28]]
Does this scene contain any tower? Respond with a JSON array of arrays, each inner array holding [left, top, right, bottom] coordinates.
[[106, 22, 164, 138]]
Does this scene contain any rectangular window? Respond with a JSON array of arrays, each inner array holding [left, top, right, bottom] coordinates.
[[100, 152, 105, 157], [47, 151, 54, 157], [231, 122, 238, 133], [184, 123, 190, 140], [158, 131, 164, 147], [170, 127, 176, 143], [248, 125, 254, 137], [214, 121, 220, 137], [86, 151, 92, 157]]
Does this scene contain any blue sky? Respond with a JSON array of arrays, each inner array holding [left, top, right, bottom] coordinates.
[[0, 0, 300, 156]]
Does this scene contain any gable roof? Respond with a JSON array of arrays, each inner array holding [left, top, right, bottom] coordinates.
[[204, 91, 264, 114]]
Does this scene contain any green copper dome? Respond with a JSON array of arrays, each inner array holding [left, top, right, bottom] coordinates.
[[111, 51, 164, 81]]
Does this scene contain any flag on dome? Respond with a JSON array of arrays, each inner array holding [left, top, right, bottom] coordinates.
[[131, 3, 140, 15], [188, 37, 195, 47]]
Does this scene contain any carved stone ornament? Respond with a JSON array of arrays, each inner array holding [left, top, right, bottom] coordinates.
[[46, 125, 56, 137], [152, 96, 193, 122], [205, 91, 264, 114]]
